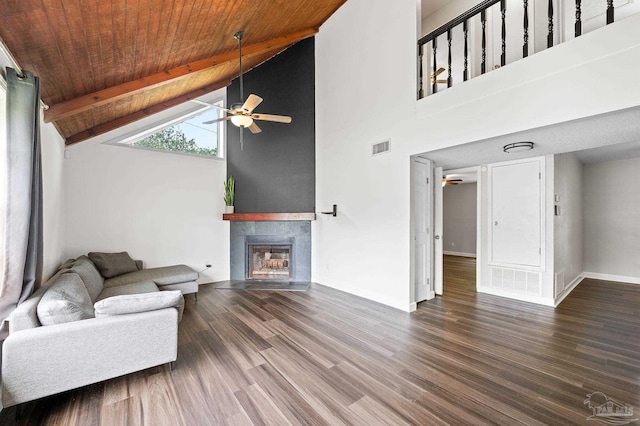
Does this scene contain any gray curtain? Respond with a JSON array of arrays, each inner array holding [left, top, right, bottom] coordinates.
[[0, 67, 43, 338]]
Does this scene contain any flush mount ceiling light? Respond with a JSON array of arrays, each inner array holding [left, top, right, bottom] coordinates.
[[503, 142, 534, 153]]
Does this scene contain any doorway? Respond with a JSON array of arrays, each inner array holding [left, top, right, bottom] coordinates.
[[440, 167, 481, 294]]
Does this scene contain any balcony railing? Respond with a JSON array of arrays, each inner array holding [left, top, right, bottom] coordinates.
[[418, 0, 621, 99]]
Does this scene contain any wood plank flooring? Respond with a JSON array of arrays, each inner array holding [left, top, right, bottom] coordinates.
[[2, 255, 640, 425]]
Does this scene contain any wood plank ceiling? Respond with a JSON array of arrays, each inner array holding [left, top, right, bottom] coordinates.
[[0, 0, 347, 145]]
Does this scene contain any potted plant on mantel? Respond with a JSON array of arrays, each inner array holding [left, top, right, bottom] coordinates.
[[224, 176, 235, 214]]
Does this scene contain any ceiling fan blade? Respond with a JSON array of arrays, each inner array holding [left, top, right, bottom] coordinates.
[[248, 121, 262, 134], [242, 94, 263, 113], [202, 116, 232, 125], [252, 113, 292, 124], [429, 67, 446, 78], [436, 79, 447, 84]]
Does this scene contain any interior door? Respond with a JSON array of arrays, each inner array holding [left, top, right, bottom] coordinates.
[[412, 158, 433, 302], [434, 166, 444, 295]]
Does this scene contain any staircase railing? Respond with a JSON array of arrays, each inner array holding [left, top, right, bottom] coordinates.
[[417, 0, 618, 99]]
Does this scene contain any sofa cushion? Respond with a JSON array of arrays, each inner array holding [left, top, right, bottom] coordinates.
[[95, 281, 159, 302], [10, 258, 83, 332], [88, 251, 138, 278], [104, 265, 198, 288], [9, 285, 50, 332], [37, 272, 95, 326], [68, 256, 104, 301], [58, 258, 76, 272], [94, 290, 184, 321]]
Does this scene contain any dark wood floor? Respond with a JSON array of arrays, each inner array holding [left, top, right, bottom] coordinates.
[[2, 255, 640, 425]]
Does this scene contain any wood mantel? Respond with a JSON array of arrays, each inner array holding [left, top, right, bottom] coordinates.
[[222, 213, 316, 221]]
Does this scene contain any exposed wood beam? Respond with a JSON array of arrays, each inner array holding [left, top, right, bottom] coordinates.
[[65, 80, 231, 146], [46, 28, 318, 123]]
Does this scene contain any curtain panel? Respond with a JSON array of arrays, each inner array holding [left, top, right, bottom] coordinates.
[[0, 68, 43, 338]]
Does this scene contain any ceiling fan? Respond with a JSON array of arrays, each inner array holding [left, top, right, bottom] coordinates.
[[202, 31, 292, 147], [430, 67, 447, 85], [443, 176, 463, 186]]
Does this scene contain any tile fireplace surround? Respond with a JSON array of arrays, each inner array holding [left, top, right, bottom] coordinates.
[[230, 221, 311, 281]]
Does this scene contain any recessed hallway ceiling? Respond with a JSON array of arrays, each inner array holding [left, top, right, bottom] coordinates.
[[420, 105, 640, 169], [0, 0, 347, 145]]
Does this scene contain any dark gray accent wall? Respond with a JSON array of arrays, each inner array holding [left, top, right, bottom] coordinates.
[[227, 37, 315, 213]]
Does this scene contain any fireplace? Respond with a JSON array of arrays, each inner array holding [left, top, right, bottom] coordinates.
[[231, 222, 311, 282], [247, 244, 292, 280]]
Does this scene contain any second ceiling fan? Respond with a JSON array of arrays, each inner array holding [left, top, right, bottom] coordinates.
[[203, 31, 292, 146]]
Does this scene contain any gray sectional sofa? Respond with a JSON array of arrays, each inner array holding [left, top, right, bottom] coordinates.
[[1, 253, 199, 407]]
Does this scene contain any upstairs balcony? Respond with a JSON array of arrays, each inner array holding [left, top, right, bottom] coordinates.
[[418, 0, 640, 99]]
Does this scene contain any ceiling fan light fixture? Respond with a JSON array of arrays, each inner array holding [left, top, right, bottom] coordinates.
[[503, 142, 534, 153], [230, 114, 253, 128]]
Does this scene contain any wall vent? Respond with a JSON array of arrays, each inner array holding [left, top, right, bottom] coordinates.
[[372, 139, 390, 156], [491, 266, 541, 296]]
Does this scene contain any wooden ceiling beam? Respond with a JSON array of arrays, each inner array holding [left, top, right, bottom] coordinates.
[[64, 79, 231, 146], [45, 28, 318, 123]]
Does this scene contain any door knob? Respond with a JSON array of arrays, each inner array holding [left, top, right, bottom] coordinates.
[[435, 235, 440, 240]]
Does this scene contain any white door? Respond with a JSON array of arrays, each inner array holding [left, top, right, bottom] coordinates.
[[412, 158, 434, 302], [490, 158, 542, 267], [434, 167, 444, 295]]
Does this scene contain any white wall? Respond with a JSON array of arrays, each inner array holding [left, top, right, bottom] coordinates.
[[443, 183, 477, 256], [315, 0, 640, 311], [41, 118, 67, 281], [553, 152, 583, 297], [64, 91, 230, 284], [583, 157, 640, 281]]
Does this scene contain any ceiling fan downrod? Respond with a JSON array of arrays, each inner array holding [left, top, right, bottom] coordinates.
[[234, 31, 244, 108]]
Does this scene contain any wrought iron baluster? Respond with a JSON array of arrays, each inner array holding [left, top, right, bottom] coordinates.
[[501, 0, 506, 66], [447, 29, 452, 88], [575, 0, 582, 37], [523, 0, 529, 57], [432, 37, 438, 94], [547, 0, 554, 48], [481, 10, 487, 74], [463, 20, 469, 81], [607, 0, 614, 24]]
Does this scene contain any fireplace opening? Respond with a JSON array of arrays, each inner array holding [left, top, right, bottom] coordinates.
[[247, 244, 292, 280]]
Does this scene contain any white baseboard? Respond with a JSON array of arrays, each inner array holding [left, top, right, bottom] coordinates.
[[582, 272, 640, 285], [554, 274, 585, 306], [410, 291, 436, 312], [443, 251, 477, 258], [315, 281, 412, 312], [477, 286, 555, 306]]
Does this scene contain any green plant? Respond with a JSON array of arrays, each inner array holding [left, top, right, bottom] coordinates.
[[224, 176, 235, 206]]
